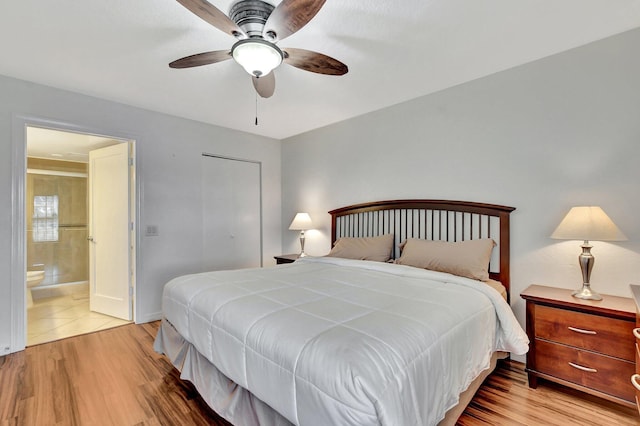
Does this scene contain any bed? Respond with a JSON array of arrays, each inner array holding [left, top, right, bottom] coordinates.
[[154, 199, 529, 425]]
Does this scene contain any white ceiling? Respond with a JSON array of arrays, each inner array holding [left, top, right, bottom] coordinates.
[[2, 1, 640, 140], [26, 127, 123, 163]]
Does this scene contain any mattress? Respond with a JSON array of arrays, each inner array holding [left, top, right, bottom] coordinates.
[[157, 256, 528, 425]]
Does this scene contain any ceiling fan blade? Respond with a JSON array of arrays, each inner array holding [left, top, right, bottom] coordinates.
[[263, 0, 326, 42], [169, 50, 231, 68], [283, 48, 348, 75], [176, 0, 245, 38], [252, 72, 276, 98]]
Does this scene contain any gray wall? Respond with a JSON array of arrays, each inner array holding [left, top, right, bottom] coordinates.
[[281, 28, 640, 361], [0, 75, 282, 354]]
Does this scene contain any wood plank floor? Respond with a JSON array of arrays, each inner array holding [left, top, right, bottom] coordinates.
[[0, 321, 638, 425]]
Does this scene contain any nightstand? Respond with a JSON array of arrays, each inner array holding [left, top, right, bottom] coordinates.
[[274, 254, 299, 264], [521, 284, 636, 407], [629, 284, 640, 413]]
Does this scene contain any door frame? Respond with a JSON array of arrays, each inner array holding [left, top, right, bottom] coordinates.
[[10, 115, 140, 352]]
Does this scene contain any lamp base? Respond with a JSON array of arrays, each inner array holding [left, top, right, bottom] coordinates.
[[572, 284, 602, 301], [298, 231, 306, 257]]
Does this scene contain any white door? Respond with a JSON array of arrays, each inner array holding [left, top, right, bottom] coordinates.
[[88, 143, 131, 320], [202, 155, 262, 271]]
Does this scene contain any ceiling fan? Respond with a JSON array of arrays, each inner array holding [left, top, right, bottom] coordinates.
[[170, 0, 349, 98]]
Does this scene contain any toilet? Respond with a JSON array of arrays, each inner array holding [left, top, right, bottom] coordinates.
[[26, 270, 45, 308]]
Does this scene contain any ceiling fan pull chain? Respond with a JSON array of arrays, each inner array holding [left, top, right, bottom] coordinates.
[[255, 91, 259, 126]]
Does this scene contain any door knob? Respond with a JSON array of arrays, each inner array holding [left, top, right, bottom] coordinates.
[[87, 236, 94, 242]]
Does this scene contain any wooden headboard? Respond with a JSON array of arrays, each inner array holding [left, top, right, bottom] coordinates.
[[329, 200, 516, 296]]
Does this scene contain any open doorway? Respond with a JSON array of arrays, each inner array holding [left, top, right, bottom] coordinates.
[[25, 127, 135, 346]]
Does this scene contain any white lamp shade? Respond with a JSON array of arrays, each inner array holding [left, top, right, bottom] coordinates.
[[551, 206, 627, 241], [289, 213, 313, 231], [232, 39, 283, 77]]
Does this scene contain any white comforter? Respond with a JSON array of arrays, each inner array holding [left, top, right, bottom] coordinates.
[[160, 256, 528, 426]]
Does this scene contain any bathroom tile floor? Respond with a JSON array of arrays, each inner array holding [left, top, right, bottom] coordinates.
[[27, 291, 131, 346]]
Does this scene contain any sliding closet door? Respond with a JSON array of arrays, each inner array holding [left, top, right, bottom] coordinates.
[[201, 154, 262, 271]]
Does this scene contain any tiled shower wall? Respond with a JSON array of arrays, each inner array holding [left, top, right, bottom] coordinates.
[[26, 158, 88, 286]]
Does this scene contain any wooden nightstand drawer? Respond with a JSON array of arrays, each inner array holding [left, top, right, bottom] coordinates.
[[535, 304, 635, 361], [635, 343, 640, 414], [535, 339, 635, 402]]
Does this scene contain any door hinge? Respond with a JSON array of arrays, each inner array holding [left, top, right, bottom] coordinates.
[[129, 286, 134, 296], [129, 158, 134, 166]]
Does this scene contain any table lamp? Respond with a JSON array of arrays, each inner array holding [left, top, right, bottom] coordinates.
[[551, 206, 627, 300], [289, 213, 313, 257]]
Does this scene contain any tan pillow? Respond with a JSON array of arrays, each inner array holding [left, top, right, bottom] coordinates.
[[395, 238, 496, 281], [485, 278, 507, 301], [327, 234, 394, 262]]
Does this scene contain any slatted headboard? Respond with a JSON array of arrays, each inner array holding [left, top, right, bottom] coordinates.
[[329, 200, 516, 296]]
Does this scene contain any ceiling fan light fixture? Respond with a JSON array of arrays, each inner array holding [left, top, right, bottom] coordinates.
[[232, 38, 283, 77]]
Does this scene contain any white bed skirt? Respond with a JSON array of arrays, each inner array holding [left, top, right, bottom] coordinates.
[[155, 318, 504, 426], [155, 318, 294, 426]]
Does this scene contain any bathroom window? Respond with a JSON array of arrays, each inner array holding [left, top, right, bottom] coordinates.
[[33, 195, 59, 242]]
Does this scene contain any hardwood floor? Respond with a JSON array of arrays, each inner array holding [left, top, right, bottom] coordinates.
[[0, 321, 638, 425], [458, 360, 638, 425], [0, 322, 228, 426]]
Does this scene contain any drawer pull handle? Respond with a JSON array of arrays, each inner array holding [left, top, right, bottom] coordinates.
[[568, 362, 597, 373], [567, 326, 596, 335], [633, 328, 640, 339], [632, 374, 640, 392]]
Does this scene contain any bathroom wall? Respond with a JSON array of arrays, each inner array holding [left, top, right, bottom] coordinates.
[[26, 158, 88, 286]]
